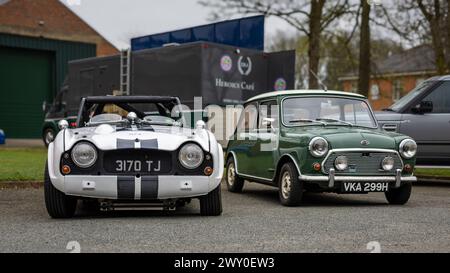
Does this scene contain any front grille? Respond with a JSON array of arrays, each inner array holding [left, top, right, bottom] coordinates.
[[323, 151, 403, 175]]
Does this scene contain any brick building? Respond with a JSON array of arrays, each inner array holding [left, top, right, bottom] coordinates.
[[0, 0, 119, 138], [339, 45, 437, 110]]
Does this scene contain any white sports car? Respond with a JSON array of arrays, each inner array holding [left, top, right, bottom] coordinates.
[[45, 96, 223, 218]]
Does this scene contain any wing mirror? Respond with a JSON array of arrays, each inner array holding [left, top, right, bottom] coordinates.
[[412, 101, 433, 114]]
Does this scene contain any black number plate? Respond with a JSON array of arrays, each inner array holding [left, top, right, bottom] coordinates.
[[341, 182, 389, 193]]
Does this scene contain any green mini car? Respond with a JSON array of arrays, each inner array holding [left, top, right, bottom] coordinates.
[[226, 90, 417, 206]]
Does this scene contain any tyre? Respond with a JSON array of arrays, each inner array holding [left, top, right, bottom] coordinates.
[[225, 157, 245, 193], [200, 185, 222, 216], [385, 183, 412, 205], [43, 128, 55, 147], [44, 162, 77, 218], [80, 199, 100, 215], [278, 162, 304, 206]]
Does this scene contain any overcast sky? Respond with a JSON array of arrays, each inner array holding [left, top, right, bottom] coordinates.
[[60, 0, 295, 50]]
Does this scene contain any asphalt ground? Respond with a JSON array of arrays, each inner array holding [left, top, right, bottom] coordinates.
[[0, 181, 449, 253]]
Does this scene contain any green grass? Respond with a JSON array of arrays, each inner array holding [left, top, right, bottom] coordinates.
[[0, 147, 449, 181], [0, 147, 47, 182], [414, 168, 450, 178]]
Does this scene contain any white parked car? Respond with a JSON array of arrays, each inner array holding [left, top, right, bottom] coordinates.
[[45, 96, 223, 218]]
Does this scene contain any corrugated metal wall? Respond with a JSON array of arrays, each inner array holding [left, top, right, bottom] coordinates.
[[0, 33, 96, 138], [0, 33, 96, 95]]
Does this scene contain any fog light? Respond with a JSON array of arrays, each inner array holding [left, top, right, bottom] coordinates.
[[204, 167, 213, 176], [381, 156, 395, 171], [313, 163, 321, 171], [334, 156, 348, 171], [62, 165, 71, 175]]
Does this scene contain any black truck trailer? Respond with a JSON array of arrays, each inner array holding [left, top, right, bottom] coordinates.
[[42, 41, 295, 146]]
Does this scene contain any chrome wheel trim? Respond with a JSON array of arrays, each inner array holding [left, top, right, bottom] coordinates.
[[281, 171, 292, 200], [45, 130, 54, 145], [227, 162, 236, 187]]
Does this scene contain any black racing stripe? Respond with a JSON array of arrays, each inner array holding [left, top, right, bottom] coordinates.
[[117, 176, 135, 199], [141, 139, 158, 149], [117, 139, 135, 149], [141, 176, 158, 200]]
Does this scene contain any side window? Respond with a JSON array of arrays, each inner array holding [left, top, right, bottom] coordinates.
[[237, 103, 258, 132], [422, 82, 450, 113], [258, 100, 279, 130]]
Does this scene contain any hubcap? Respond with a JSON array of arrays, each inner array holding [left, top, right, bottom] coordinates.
[[227, 163, 236, 186], [45, 130, 54, 145], [281, 171, 292, 199]]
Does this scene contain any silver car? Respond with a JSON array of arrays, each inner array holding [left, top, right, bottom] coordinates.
[[376, 76, 450, 165]]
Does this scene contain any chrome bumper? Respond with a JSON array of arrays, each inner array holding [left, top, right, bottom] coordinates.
[[299, 169, 417, 188]]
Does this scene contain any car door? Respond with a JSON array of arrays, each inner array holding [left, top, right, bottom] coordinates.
[[250, 100, 280, 180], [232, 102, 259, 175], [399, 81, 450, 162]]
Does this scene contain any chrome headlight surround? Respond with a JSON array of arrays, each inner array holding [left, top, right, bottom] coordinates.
[[178, 143, 204, 169], [399, 139, 417, 159], [334, 156, 348, 171], [71, 142, 98, 168], [309, 137, 329, 158]]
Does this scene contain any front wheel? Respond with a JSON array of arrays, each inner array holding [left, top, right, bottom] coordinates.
[[278, 162, 304, 206], [199, 185, 222, 216], [225, 157, 245, 193], [385, 183, 412, 205], [44, 162, 77, 218]]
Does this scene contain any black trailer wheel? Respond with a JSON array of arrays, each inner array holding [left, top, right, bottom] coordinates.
[[225, 157, 245, 193], [43, 128, 55, 147], [200, 185, 222, 216], [385, 183, 412, 205], [44, 162, 77, 218], [278, 162, 304, 206]]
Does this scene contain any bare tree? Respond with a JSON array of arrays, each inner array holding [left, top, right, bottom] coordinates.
[[417, 0, 448, 73], [199, 0, 351, 89], [358, 0, 371, 96], [379, 0, 449, 74]]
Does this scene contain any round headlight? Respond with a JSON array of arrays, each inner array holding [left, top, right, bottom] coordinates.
[[71, 142, 97, 168], [309, 137, 329, 157], [179, 143, 204, 169], [335, 156, 348, 171], [382, 156, 395, 171], [399, 139, 417, 159]]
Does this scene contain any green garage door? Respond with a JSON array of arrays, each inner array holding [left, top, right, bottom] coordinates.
[[0, 46, 54, 138]]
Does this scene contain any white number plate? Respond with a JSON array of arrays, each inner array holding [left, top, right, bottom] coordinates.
[[115, 160, 161, 172], [341, 182, 389, 193]]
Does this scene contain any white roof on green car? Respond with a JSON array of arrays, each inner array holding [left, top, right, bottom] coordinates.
[[246, 90, 366, 103]]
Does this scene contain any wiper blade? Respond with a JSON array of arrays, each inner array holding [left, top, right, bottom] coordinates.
[[140, 120, 181, 127], [86, 120, 127, 126], [316, 118, 353, 126], [289, 119, 326, 125]]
